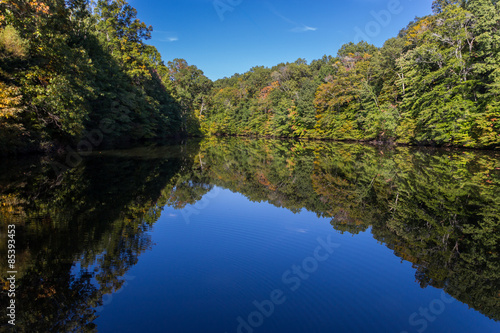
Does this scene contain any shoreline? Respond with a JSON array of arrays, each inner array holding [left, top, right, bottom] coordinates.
[[3, 134, 499, 158]]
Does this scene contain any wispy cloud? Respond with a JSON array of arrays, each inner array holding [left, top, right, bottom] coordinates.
[[265, 2, 317, 33], [153, 30, 179, 42], [290, 25, 317, 33]]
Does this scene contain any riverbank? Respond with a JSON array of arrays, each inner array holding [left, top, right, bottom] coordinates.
[[3, 132, 499, 158]]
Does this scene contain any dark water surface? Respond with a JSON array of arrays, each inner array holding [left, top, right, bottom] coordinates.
[[1, 138, 499, 332]]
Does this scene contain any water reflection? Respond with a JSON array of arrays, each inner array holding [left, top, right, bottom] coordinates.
[[0, 138, 499, 331], [0, 142, 201, 331]]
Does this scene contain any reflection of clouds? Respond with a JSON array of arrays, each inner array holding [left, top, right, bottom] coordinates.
[[286, 227, 309, 233], [153, 30, 179, 42]]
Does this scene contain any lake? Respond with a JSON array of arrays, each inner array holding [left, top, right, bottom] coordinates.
[[0, 138, 499, 332]]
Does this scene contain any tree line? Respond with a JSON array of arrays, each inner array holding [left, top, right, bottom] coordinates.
[[0, 0, 209, 154], [1, 0, 499, 155], [201, 0, 500, 149]]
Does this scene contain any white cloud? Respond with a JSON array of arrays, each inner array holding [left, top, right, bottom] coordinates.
[[265, 3, 318, 33], [153, 31, 179, 42], [290, 25, 318, 33]]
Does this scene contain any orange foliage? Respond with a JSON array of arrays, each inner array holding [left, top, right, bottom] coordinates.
[[29, 1, 50, 14], [256, 172, 277, 190], [259, 81, 280, 101]]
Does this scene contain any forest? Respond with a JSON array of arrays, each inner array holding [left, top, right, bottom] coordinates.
[[1, 0, 500, 155]]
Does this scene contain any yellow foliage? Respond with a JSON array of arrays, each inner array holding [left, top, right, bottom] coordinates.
[[405, 17, 433, 46], [0, 83, 23, 119], [0, 25, 29, 59]]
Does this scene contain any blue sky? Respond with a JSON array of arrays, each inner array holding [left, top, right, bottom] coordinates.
[[130, 0, 434, 80]]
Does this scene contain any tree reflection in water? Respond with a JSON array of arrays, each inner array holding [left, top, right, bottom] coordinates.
[[0, 138, 499, 331]]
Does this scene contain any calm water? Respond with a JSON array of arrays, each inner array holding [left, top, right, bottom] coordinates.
[[1, 138, 499, 332]]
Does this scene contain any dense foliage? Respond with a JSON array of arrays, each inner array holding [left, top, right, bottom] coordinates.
[[200, 0, 500, 149], [2, 0, 499, 154], [1, 0, 499, 153], [0, 0, 213, 154]]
